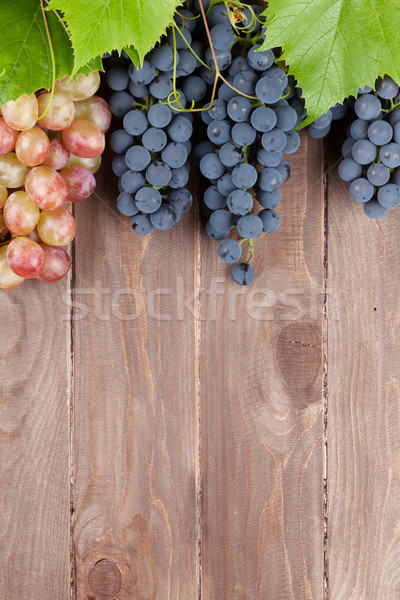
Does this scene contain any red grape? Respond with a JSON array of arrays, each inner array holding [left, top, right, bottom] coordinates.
[[60, 166, 96, 202], [3, 191, 40, 235], [62, 119, 105, 158], [37, 244, 71, 282], [15, 127, 50, 167], [37, 92, 76, 130], [54, 71, 101, 101], [1, 94, 38, 131], [0, 152, 30, 188], [37, 207, 76, 246], [42, 138, 70, 170], [0, 117, 19, 154], [74, 96, 112, 132], [0, 245, 24, 289], [0, 185, 7, 209], [25, 166, 68, 210], [6, 236, 45, 278]]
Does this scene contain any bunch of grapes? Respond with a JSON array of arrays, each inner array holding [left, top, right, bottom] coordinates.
[[0, 71, 111, 289], [338, 76, 400, 219]]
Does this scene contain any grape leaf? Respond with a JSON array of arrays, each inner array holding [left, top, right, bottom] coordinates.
[[0, 0, 74, 105], [260, 0, 400, 126], [47, 0, 183, 74]]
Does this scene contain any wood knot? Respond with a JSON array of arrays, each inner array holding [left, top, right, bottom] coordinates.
[[88, 559, 122, 600], [275, 322, 322, 403]]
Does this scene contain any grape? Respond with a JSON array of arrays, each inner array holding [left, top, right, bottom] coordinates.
[[150, 204, 180, 229], [380, 142, 400, 168], [67, 154, 102, 174], [227, 96, 252, 123], [231, 122, 256, 146], [134, 187, 162, 214], [390, 109, 400, 127], [192, 140, 215, 165], [241, 5, 263, 31], [217, 173, 236, 197], [125, 145, 151, 171], [377, 183, 400, 208], [1, 94, 38, 131], [247, 44, 274, 70], [358, 85, 373, 95], [177, 50, 197, 76], [275, 105, 298, 131], [349, 119, 369, 140], [25, 166, 68, 209], [175, 9, 197, 31], [117, 191, 139, 216], [191, 40, 206, 67], [15, 127, 50, 167], [204, 47, 231, 71], [311, 110, 333, 129], [131, 214, 154, 234], [168, 28, 192, 49], [149, 75, 174, 99], [227, 189, 253, 215], [375, 76, 399, 99], [368, 120, 393, 145], [74, 96, 112, 132], [255, 72, 285, 104], [109, 91, 134, 117], [54, 71, 101, 101], [0, 185, 7, 209], [37, 245, 71, 282], [218, 239, 242, 263], [231, 163, 257, 189], [146, 162, 172, 187], [257, 148, 282, 167], [148, 103, 172, 128], [207, 3, 229, 26], [0, 117, 19, 154], [204, 185, 227, 209], [0, 245, 24, 289], [161, 142, 188, 168], [201, 104, 214, 125], [123, 110, 148, 135], [208, 99, 227, 121], [338, 158, 363, 182], [200, 153, 225, 179], [169, 165, 190, 189], [167, 116, 193, 142], [129, 81, 150, 98], [210, 24, 235, 50], [43, 139, 70, 170], [364, 200, 387, 219], [110, 129, 134, 154], [219, 142, 244, 167], [232, 263, 255, 285], [153, 45, 175, 71], [37, 207, 77, 246], [283, 130, 300, 155], [351, 139, 377, 165], [0, 152, 30, 188], [349, 178, 375, 202], [6, 237, 44, 278], [207, 120, 232, 145], [342, 137, 356, 157], [366, 163, 390, 186], [330, 102, 348, 120], [237, 214, 263, 239], [354, 94, 382, 120], [167, 188, 193, 214], [259, 208, 280, 232], [233, 71, 258, 95], [258, 167, 282, 192], [393, 122, 400, 144], [120, 170, 145, 195], [261, 129, 287, 152], [393, 168, 400, 186], [112, 155, 129, 177], [218, 83, 238, 103], [129, 59, 156, 84], [3, 191, 40, 235], [142, 127, 168, 152], [206, 220, 230, 239], [181, 76, 207, 102], [306, 124, 331, 139], [169, 91, 188, 113], [63, 119, 105, 158], [60, 166, 96, 202], [258, 189, 281, 209], [37, 92, 76, 131], [276, 160, 291, 184], [210, 209, 233, 232], [250, 106, 277, 133]]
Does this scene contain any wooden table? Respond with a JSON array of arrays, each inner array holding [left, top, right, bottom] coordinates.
[[1, 130, 399, 599]]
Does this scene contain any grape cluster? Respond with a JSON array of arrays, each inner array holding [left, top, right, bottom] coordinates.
[[337, 76, 400, 219], [0, 71, 110, 289]]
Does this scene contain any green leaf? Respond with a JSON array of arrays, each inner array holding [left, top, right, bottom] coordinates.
[[122, 47, 140, 69], [47, 0, 184, 75], [260, 0, 400, 126], [0, 0, 74, 105]]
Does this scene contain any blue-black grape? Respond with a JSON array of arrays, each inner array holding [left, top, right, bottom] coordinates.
[[125, 145, 151, 171], [349, 119, 369, 141], [380, 142, 400, 168], [368, 120, 393, 145], [150, 204, 180, 229], [106, 65, 129, 91], [366, 163, 390, 186], [250, 106, 276, 132], [121, 170, 146, 194], [231, 163, 257, 189], [123, 110, 148, 135], [210, 23, 235, 51], [110, 129, 134, 153], [129, 59, 156, 84], [275, 105, 298, 131], [237, 214, 263, 239], [231, 122, 257, 146], [231, 263, 255, 285], [364, 200, 387, 219], [227, 96, 252, 122], [227, 189, 253, 215], [218, 239, 242, 263], [377, 183, 400, 208], [112, 155, 129, 177], [167, 116, 193, 142], [233, 71, 258, 95], [276, 160, 291, 184], [147, 103, 172, 128], [192, 140, 215, 165], [181, 75, 207, 102], [258, 167, 282, 192], [204, 186, 227, 210], [283, 130, 300, 154], [161, 142, 188, 168], [255, 71, 286, 104], [338, 158, 362, 182], [210, 209, 233, 232], [208, 99, 227, 120], [128, 81, 150, 98], [349, 178, 375, 203], [152, 45, 175, 71], [375, 76, 399, 99], [261, 129, 287, 152], [257, 148, 282, 167], [200, 153, 225, 179], [247, 45, 274, 70], [149, 75, 173, 99], [354, 94, 382, 120], [146, 162, 172, 187], [169, 166, 190, 189], [259, 208, 280, 232], [109, 91, 134, 117], [258, 189, 281, 209], [167, 188, 193, 214], [217, 173, 236, 196], [117, 191, 139, 216], [352, 139, 377, 165], [219, 142, 244, 167], [207, 120, 232, 145], [135, 187, 163, 213], [131, 214, 154, 234], [206, 220, 230, 240]]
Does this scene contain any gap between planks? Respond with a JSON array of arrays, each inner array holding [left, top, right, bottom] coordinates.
[[323, 139, 329, 600]]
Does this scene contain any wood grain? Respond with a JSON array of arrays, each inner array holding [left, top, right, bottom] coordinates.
[[200, 133, 325, 600], [326, 131, 400, 599], [0, 279, 71, 598], [72, 151, 199, 599]]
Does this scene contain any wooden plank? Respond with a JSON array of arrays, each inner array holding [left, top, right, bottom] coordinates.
[[326, 132, 400, 599], [0, 280, 71, 597], [200, 133, 325, 599], [72, 152, 199, 599]]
